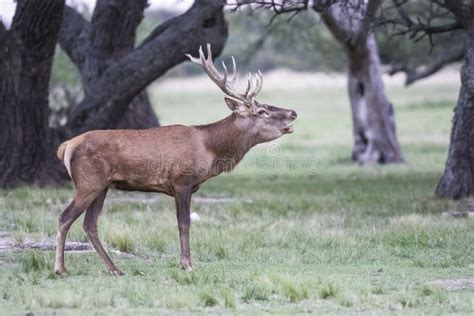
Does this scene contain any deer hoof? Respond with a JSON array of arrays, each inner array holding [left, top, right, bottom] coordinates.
[[181, 263, 193, 272], [109, 269, 125, 276], [54, 268, 68, 276]]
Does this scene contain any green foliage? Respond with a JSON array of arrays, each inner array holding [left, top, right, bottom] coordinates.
[[222, 9, 345, 73], [319, 282, 340, 299], [106, 228, 135, 253], [242, 283, 271, 302], [274, 276, 309, 303], [199, 291, 219, 307], [418, 285, 448, 304], [221, 287, 236, 309], [148, 235, 167, 254], [20, 251, 48, 274], [170, 270, 194, 285]]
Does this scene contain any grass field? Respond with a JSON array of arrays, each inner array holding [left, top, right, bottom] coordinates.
[[1, 69, 474, 314]]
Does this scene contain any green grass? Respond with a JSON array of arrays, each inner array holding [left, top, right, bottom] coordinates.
[[1, 72, 474, 314]]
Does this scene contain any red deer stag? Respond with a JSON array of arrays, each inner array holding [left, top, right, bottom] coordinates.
[[54, 44, 297, 275]]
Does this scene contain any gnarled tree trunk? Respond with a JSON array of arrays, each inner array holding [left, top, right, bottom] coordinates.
[[436, 36, 474, 199], [318, 0, 403, 164], [0, 0, 65, 187], [347, 34, 402, 163]]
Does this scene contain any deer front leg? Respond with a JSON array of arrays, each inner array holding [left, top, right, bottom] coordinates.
[[174, 186, 193, 271]]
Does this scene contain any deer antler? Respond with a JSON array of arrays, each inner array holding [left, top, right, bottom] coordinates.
[[186, 43, 263, 104]]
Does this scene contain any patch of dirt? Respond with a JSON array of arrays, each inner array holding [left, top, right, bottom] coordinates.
[[429, 278, 474, 290], [442, 210, 474, 218], [0, 231, 93, 254], [443, 200, 474, 218], [15, 241, 92, 252], [0, 232, 137, 258]]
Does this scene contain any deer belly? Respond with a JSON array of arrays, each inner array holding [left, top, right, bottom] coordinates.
[[110, 179, 173, 195]]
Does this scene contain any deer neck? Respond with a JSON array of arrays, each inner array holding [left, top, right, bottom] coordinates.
[[198, 113, 257, 172]]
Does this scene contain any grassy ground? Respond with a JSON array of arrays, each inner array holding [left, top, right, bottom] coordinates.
[[1, 70, 474, 314]]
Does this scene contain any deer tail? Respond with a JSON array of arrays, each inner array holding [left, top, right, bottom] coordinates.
[[57, 141, 73, 178], [57, 141, 68, 161]]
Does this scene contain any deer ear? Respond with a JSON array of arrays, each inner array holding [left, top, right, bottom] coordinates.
[[224, 97, 241, 112]]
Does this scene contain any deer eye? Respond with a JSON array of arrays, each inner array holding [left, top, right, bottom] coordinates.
[[257, 109, 269, 116]]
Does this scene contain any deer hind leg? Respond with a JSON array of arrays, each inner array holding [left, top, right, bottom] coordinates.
[[54, 189, 103, 275], [82, 188, 123, 276], [54, 200, 76, 275]]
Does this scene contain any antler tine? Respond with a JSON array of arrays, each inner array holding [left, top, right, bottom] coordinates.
[[221, 60, 228, 84], [248, 70, 263, 99], [244, 72, 253, 97], [228, 56, 237, 85], [186, 45, 214, 78], [256, 69, 263, 94], [185, 45, 203, 64], [206, 43, 212, 61], [204, 44, 222, 79]]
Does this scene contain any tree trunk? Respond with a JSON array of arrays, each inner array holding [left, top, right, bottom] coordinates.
[[435, 36, 474, 199], [0, 0, 65, 187], [319, 0, 403, 164], [116, 91, 159, 129], [347, 34, 403, 163]]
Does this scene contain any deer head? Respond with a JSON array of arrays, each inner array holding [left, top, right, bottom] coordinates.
[[186, 44, 297, 143]]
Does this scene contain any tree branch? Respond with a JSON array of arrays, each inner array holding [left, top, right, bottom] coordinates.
[[0, 20, 9, 48], [89, 0, 147, 60], [234, 0, 310, 14], [316, 1, 356, 47], [355, 0, 382, 43], [58, 5, 90, 68], [387, 0, 463, 40], [389, 41, 465, 85]]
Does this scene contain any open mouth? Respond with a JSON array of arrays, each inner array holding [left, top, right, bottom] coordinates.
[[283, 124, 294, 134]]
